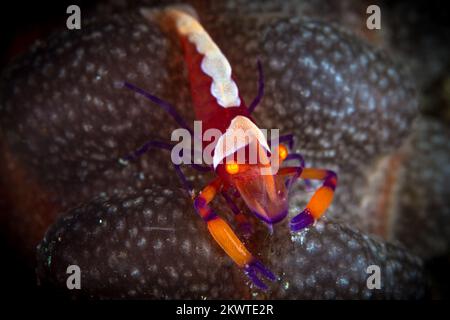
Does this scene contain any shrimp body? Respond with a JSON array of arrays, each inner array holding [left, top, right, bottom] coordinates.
[[164, 8, 251, 133]]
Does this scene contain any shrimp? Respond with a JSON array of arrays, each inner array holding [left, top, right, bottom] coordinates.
[[123, 6, 338, 290]]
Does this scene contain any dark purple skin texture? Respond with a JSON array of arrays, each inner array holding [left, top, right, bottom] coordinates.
[[2, 0, 449, 299], [36, 187, 424, 299]]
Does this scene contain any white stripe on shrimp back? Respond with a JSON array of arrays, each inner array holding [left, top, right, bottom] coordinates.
[[165, 8, 241, 108]]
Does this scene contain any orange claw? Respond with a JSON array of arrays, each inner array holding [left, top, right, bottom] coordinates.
[[207, 216, 253, 267]]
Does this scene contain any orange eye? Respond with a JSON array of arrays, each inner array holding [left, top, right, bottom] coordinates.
[[225, 162, 240, 175], [278, 144, 288, 160]]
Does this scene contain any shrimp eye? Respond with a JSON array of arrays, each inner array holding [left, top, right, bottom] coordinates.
[[278, 144, 288, 161], [225, 162, 240, 175]]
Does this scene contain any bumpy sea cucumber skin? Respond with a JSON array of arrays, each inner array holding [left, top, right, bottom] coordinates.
[[0, 7, 426, 298], [270, 219, 424, 299], [390, 118, 450, 259], [36, 185, 424, 299]]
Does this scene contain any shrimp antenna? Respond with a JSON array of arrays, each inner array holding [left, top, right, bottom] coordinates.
[[124, 82, 193, 134], [248, 60, 264, 114]]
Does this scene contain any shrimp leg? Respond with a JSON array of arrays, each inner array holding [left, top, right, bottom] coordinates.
[[273, 134, 312, 190], [194, 178, 275, 290], [278, 167, 338, 231], [221, 191, 253, 237]]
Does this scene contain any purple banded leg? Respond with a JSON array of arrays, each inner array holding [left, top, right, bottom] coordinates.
[[124, 81, 193, 135], [248, 60, 264, 114], [195, 180, 276, 290], [290, 208, 315, 232], [244, 259, 276, 290], [221, 191, 253, 237], [290, 169, 338, 232]]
